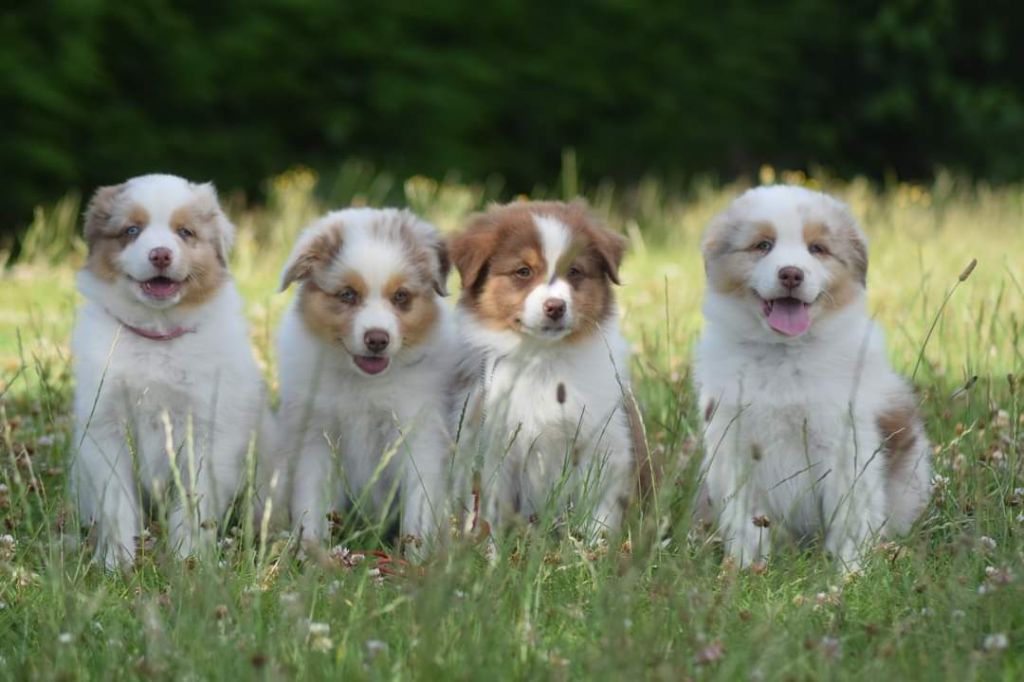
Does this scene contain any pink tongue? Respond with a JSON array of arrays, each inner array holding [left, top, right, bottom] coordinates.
[[766, 298, 811, 336], [354, 356, 390, 375], [142, 278, 180, 299]]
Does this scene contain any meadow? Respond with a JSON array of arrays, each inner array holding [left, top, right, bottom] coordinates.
[[0, 166, 1022, 680]]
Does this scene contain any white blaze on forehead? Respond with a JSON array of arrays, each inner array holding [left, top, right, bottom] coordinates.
[[330, 224, 407, 292], [122, 174, 200, 223], [532, 214, 571, 281]]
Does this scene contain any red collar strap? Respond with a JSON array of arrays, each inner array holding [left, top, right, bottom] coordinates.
[[108, 311, 196, 341]]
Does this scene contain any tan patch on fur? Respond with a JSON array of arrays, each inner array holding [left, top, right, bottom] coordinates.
[[802, 220, 867, 311], [877, 396, 920, 471], [383, 273, 440, 348], [281, 222, 344, 290], [174, 203, 230, 309], [297, 273, 367, 343], [704, 221, 777, 295], [83, 185, 132, 282], [450, 200, 625, 341]]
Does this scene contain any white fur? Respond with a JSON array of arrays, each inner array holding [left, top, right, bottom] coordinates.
[[694, 186, 932, 570], [455, 214, 635, 538], [272, 209, 456, 555], [71, 175, 264, 569]]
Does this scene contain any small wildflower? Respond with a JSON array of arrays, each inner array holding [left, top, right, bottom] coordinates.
[[819, 636, 841, 661], [58, 632, 72, 645], [365, 639, 388, 660], [308, 622, 330, 637], [983, 633, 1008, 652], [695, 640, 725, 665], [792, 594, 807, 607], [979, 536, 997, 552], [952, 610, 966, 619]]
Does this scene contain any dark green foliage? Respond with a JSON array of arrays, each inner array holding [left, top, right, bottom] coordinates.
[[2, 0, 1023, 238]]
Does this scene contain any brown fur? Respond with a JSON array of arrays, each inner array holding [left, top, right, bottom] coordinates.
[[802, 220, 867, 310], [297, 274, 366, 344], [384, 274, 441, 348], [449, 200, 625, 340], [703, 221, 777, 296], [877, 395, 920, 473]]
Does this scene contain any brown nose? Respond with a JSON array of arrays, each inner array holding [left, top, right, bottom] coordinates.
[[778, 266, 804, 290], [149, 247, 173, 270], [364, 329, 390, 353], [543, 298, 566, 321]]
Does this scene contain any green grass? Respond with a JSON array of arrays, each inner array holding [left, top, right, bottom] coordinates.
[[1, 167, 1022, 679]]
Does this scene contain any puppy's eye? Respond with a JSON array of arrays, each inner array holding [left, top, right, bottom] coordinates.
[[567, 265, 584, 279], [514, 266, 533, 279], [392, 288, 410, 306], [337, 287, 358, 304], [177, 227, 195, 240], [754, 240, 774, 253], [808, 242, 828, 256], [123, 225, 141, 238]]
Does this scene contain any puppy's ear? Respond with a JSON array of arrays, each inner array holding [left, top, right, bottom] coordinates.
[[193, 182, 236, 264], [83, 184, 126, 242], [401, 211, 450, 296], [585, 219, 627, 285], [279, 221, 343, 291], [449, 215, 500, 295], [432, 239, 451, 296], [846, 227, 868, 285]]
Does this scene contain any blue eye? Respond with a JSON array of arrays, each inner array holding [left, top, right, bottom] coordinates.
[[754, 240, 773, 253], [338, 287, 358, 304], [177, 227, 195, 239], [123, 225, 141, 238]]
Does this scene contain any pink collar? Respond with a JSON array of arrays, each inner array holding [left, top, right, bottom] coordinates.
[[108, 310, 196, 341]]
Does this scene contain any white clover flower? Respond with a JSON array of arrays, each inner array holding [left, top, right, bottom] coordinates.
[[983, 633, 1008, 652]]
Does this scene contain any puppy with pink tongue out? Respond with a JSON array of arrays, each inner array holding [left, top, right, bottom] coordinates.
[[693, 186, 932, 571]]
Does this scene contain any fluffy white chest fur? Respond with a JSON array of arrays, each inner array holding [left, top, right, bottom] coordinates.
[[276, 303, 457, 545], [457, 314, 635, 534], [72, 274, 265, 567], [695, 299, 932, 568]]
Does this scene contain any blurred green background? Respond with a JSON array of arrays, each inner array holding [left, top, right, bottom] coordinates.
[[2, 0, 1023, 242]]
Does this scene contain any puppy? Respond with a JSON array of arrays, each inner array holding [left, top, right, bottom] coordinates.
[[274, 208, 455, 554], [694, 185, 932, 570], [72, 174, 265, 569], [449, 200, 641, 539]]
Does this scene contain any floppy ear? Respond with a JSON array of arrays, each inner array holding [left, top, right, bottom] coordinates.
[[279, 221, 343, 291], [432, 239, 451, 296], [449, 216, 500, 295], [587, 221, 627, 285], [846, 227, 868, 285], [83, 184, 126, 242], [401, 211, 451, 296], [193, 182, 236, 264]]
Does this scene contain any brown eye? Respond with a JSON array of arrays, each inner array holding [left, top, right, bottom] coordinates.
[[177, 227, 195, 240], [754, 240, 773, 253], [514, 266, 533, 279], [123, 225, 141, 238], [338, 287, 358, 304], [392, 288, 410, 306], [808, 243, 828, 256], [567, 265, 583, 279]]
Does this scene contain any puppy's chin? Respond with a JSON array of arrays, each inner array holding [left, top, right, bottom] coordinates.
[[518, 322, 572, 342]]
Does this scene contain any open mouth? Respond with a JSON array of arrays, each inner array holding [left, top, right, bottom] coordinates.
[[139, 276, 182, 300], [761, 296, 811, 337], [352, 355, 390, 376]]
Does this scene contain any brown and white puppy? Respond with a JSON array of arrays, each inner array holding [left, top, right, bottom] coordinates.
[[272, 208, 455, 556], [71, 174, 265, 569], [694, 185, 932, 571], [450, 200, 641, 539]]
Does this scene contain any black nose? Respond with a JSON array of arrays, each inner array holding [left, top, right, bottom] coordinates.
[[149, 247, 173, 269], [364, 329, 390, 353], [543, 298, 566, 321], [778, 266, 804, 290]]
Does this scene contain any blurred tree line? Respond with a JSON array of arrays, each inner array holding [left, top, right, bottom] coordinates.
[[1, 0, 1022, 238]]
